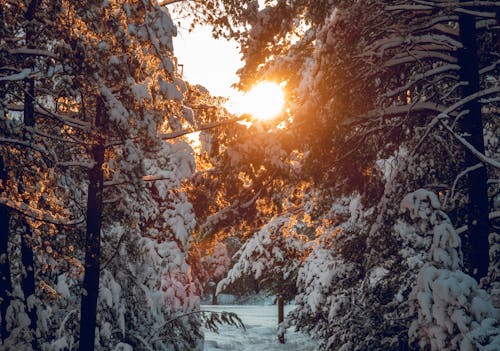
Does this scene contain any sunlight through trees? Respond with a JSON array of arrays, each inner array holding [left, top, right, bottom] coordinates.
[[0, 1, 498, 351]]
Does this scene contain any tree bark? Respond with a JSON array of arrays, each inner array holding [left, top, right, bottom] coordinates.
[[277, 295, 285, 344], [20, 224, 37, 345], [79, 101, 105, 351], [21, 12, 39, 342], [0, 155, 12, 343], [211, 284, 217, 305], [19, 77, 39, 350], [457, 6, 490, 282]]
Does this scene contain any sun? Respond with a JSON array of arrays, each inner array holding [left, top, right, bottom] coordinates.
[[226, 82, 285, 121]]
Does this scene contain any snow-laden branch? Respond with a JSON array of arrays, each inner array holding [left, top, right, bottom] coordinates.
[[487, 178, 500, 185], [101, 230, 127, 270], [385, 64, 461, 98], [102, 195, 121, 204], [158, 0, 186, 5], [440, 120, 500, 169], [0, 68, 32, 82], [490, 211, 500, 220], [142, 175, 175, 182], [103, 179, 128, 187], [9, 80, 89, 129], [411, 86, 499, 156], [449, 8, 495, 17], [366, 34, 461, 59], [0, 136, 52, 158], [160, 115, 248, 140], [6, 101, 89, 130], [56, 161, 96, 169], [352, 101, 448, 124], [0, 196, 84, 226], [410, 34, 463, 50], [8, 48, 59, 59], [24, 126, 90, 145], [129, 334, 155, 351], [437, 85, 500, 119], [104, 174, 175, 187], [385, 50, 458, 67], [363, 36, 404, 57], [431, 23, 459, 37], [386, 4, 433, 11], [413, 0, 500, 7], [56, 310, 78, 339], [411, 115, 445, 155], [479, 59, 500, 75], [389, 1, 498, 18], [142, 0, 176, 74], [448, 163, 484, 203], [198, 177, 270, 240], [403, 16, 459, 37]]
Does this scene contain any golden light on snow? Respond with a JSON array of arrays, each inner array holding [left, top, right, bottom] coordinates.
[[226, 82, 285, 121]]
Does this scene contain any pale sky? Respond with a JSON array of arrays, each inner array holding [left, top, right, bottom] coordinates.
[[173, 23, 243, 98], [170, 8, 285, 120]]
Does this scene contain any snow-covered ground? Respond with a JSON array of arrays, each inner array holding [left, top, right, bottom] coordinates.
[[202, 305, 318, 351]]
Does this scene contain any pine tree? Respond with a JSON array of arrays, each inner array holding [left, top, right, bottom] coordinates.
[[0, 1, 62, 346], [2, 0, 206, 349], [185, 0, 499, 349]]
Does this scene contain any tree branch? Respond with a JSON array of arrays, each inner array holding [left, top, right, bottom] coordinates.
[[160, 115, 248, 140], [448, 163, 484, 204], [440, 120, 500, 169], [0, 196, 84, 226]]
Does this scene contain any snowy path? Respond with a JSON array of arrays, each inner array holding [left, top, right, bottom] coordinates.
[[202, 305, 318, 351]]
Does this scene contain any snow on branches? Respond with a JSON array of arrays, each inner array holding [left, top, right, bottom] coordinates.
[[402, 189, 499, 351], [217, 214, 309, 296]]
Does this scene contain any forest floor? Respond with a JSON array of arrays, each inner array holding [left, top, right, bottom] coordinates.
[[202, 305, 318, 351]]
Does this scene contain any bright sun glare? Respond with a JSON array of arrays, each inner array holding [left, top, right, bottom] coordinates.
[[226, 82, 285, 121]]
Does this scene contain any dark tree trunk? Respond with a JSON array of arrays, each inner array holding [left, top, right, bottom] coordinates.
[[211, 284, 217, 305], [79, 100, 105, 351], [457, 7, 490, 282], [253, 279, 260, 294], [0, 156, 12, 343], [20, 224, 37, 345], [21, 43, 39, 349], [20, 78, 39, 349], [277, 295, 285, 344]]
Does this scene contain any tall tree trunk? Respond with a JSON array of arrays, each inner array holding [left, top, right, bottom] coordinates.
[[21, 49, 39, 351], [457, 6, 490, 282], [277, 295, 285, 344], [21, 2, 40, 346], [0, 155, 12, 343], [20, 224, 37, 346], [79, 100, 105, 351], [0, 52, 12, 341], [20, 76, 39, 350]]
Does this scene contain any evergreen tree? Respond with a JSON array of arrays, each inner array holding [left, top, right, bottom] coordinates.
[[182, 0, 499, 349], [1, 0, 211, 349]]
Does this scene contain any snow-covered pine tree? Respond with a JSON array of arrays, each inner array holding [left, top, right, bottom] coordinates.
[[217, 211, 311, 343], [217, 214, 309, 299], [0, 1, 82, 348], [1, 0, 208, 349], [51, 1, 200, 349], [200, 242, 230, 304], [183, 0, 499, 349], [402, 189, 499, 350]]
